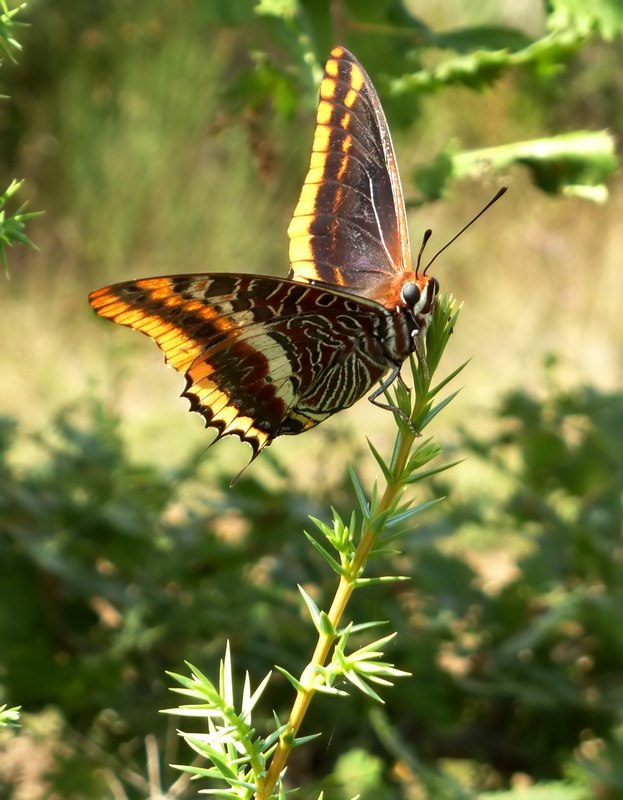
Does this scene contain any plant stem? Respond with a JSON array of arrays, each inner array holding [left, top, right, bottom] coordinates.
[[256, 383, 429, 798]]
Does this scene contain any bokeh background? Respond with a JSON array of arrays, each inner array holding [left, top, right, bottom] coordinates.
[[1, 1, 622, 798]]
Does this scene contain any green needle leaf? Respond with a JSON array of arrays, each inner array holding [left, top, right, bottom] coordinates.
[[366, 437, 395, 483], [298, 585, 323, 633]]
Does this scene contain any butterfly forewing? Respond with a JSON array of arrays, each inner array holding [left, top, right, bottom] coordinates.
[[288, 46, 413, 299], [89, 274, 407, 458]]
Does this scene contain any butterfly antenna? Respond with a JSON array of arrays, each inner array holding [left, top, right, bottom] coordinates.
[[415, 228, 433, 277], [423, 187, 507, 276]]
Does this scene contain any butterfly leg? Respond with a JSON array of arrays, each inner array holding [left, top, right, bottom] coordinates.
[[367, 364, 416, 433]]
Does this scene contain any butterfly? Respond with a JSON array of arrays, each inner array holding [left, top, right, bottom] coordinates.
[[89, 46, 441, 470]]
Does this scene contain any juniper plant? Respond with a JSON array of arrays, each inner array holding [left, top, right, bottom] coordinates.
[[165, 293, 463, 798]]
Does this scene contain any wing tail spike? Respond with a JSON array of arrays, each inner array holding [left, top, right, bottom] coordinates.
[[229, 438, 270, 488]]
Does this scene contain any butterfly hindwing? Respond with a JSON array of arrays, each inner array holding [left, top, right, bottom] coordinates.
[[89, 274, 399, 457], [288, 45, 413, 298]]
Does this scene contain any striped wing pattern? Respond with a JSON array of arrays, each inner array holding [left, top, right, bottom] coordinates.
[[288, 46, 413, 300], [88, 274, 411, 458], [88, 46, 431, 473]]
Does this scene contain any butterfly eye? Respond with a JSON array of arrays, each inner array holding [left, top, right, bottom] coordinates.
[[400, 282, 420, 308]]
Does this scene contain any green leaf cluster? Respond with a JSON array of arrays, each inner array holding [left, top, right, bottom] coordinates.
[[167, 646, 282, 797], [0, 178, 40, 271], [415, 131, 616, 203], [0, 0, 27, 62], [0, 2, 39, 273], [0, 704, 20, 727]]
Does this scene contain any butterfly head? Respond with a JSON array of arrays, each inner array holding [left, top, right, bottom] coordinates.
[[399, 275, 439, 340]]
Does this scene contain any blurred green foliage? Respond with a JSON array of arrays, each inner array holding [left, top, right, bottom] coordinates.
[[1, 380, 622, 797], [436, 372, 623, 796], [0, 400, 330, 796]]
